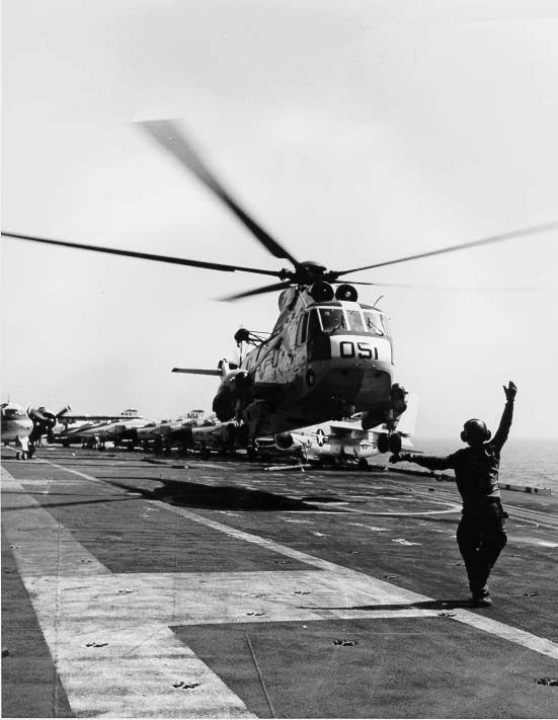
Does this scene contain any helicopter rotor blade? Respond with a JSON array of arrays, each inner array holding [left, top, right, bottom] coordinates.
[[1, 232, 282, 278], [347, 280, 535, 291], [171, 368, 222, 376], [218, 280, 293, 302], [139, 120, 300, 268], [332, 221, 558, 278]]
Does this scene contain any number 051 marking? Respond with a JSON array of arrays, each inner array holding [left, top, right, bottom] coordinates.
[[339, 341, 378, 360]]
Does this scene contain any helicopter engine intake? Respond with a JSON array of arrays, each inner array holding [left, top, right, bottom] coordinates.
[[335, 284, 358, 302], [310, 281, 334, 302]]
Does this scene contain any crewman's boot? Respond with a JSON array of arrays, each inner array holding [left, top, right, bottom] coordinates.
[[471, 586, 492, 607]]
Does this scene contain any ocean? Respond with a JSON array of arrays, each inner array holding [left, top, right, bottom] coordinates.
[[413, 438, 558, 493]]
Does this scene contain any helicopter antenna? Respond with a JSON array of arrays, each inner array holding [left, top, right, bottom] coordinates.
[[373, 295, 384, 307]]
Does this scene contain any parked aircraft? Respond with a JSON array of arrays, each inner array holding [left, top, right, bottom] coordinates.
[[2, 402, 71, 458], [53, 409, 142, 447], [271, 395, 418, 466], [1, 403, 34, 458]]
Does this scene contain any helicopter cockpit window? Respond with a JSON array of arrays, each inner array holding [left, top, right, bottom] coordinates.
[[318, 308, 346, 335], [363, 310, 385, 336], [346, 309, 365, 333], [297, 312, 309, 345]]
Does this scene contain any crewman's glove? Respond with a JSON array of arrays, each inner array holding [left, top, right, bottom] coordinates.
[[504, 380, 517, 402]]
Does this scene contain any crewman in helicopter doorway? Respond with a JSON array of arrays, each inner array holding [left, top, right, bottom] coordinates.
[[391, 381, 517, 607]]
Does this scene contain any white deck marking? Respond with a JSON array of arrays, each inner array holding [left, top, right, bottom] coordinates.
[[509, 535, 558, 548], [1, 469, 109, 577], [27, 571, 441, 631], [340, 499, 462, 517]]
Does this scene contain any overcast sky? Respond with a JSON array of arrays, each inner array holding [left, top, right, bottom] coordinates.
[[2, 0, 557, 438]]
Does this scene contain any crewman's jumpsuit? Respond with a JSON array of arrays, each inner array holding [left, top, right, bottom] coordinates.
[[409, 400, 513, 594]]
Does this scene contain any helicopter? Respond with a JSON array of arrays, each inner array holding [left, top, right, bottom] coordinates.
[[2, 120, 556, 452]]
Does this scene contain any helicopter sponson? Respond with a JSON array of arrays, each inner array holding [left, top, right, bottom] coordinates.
[[212, 369, 253, 421]]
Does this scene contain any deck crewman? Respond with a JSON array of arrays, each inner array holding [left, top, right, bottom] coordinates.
[[390, 381, 517, 607]]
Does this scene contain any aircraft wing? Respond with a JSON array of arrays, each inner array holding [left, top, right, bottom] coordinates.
[[328, 420, 367, 437], [59, 414, 141, 424]]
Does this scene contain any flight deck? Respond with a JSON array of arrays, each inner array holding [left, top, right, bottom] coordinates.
[[2, 447, 558, 718]]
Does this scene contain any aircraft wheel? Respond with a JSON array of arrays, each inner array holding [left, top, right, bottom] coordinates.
[[388, 433, 402, 454], [377, 434, 390, 454], [15, 451, 21, 460], [358, 458, 369, 470]]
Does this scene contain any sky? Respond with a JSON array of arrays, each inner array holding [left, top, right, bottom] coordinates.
[[2, 0, 558, 438]]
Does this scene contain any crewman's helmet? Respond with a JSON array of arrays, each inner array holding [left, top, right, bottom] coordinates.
[[461, 418, 491, 445]]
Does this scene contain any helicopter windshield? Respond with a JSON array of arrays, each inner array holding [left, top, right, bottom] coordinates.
[[306, 306, 388, 338], [318, 308, 346, 334], [363, 310, 386, 336]]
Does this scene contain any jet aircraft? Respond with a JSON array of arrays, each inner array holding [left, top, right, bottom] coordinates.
[[272, 394, 418, 466]]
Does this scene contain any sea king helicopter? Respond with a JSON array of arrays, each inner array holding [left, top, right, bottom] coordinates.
[[2, 120, 556, 453]]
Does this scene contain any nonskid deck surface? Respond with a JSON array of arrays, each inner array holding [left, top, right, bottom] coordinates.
[[2, 447, 558, 718]]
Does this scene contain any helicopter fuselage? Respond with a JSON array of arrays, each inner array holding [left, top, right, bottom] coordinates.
[[212, 287, 403, 438]]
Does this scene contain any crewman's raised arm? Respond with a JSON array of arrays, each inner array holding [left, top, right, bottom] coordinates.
[[491, 381, 517, 452]]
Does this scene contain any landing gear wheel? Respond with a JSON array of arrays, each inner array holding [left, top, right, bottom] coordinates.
[[246, 444, 256, 462], [388, 433, 402, 454], [377, 434, 390, 454]]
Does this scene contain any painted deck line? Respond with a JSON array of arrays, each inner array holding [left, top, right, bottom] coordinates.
[[26, 571, 441, 630], [338, 499, 462, 517], [1, 467, 109, 577], [44, 461, 558, 665], [1, 467, 256, 718]]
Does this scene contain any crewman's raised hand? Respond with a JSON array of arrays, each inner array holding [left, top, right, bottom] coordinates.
[[503, 381, 517, 402]]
